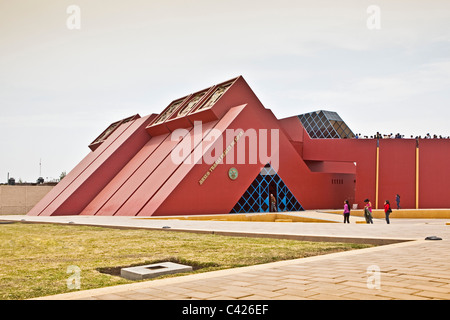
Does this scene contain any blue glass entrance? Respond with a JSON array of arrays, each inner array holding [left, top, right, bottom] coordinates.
[[230, 164, 304, 213]]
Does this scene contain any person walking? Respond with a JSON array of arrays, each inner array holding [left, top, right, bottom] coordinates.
[[384, 200, 392, 224], [343, 200, 350, 223], [364, 199, 373, 224], [270, 193, 277, 212], [396, 194, 401, 210]]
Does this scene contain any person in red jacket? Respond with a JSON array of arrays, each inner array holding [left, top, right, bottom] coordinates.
[[384, 200, 392, 224]]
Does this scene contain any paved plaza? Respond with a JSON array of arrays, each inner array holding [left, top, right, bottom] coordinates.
[[1, 212, 450, 300]]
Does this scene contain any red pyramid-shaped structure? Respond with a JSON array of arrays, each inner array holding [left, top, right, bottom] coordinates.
[[28, 76, 363, 216]]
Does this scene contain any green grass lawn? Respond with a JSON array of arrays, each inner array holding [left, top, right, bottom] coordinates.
[[0, 222, 372, 300]]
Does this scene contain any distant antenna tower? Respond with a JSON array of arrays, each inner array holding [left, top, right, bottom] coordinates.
[[39, 158, 42, 177]]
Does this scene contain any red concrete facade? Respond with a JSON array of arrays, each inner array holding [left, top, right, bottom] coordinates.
[[28, 76, 450, 217]]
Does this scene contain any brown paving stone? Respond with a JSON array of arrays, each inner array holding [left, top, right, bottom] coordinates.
[[400, 278, 448, 287], [186, 291, 220, 300], [217, 285, 256, 293], [212, 290, 254, 299], [115, 291, 158, 300], [157, 286, 192, 295], [338, 280, 370, 289], [133, 287, 166, 295], [194, 285, 225, 293], [280, 281, 315, 289], [414, 291, 450, 299], [109, 292, 137, 300], [247, 290, 285, 299], [206, 295, 236, 300], [338, 285, 384, 296], [228, 281, 253, 287], [307, 286, 350, 297], [249, 275, 282, 281], [94, 293, 130, 300], [409, 284, 450, 293], [281, 274, 314, 280], [308, 293, 351, 300], [176, 282, 204, 289], [341, 292, 389, 300], [273, 295, 311, 300], [375, 291, 429, 300], [377, 285, 421, 295], [274, 287, 319, 298], [247, 283, 279, 291], [279, 278, 311, 285], [250, 279, 287, 287], [397, 274, 438, 282]]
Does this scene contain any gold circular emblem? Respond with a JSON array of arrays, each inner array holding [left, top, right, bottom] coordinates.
[[228, 167, 238, 180]]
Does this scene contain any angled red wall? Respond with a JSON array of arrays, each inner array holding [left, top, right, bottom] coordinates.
[[80, 133, 169, 215], [146, 105, 267, 216], [115, 120, 219, 216], [139, 105, 248, 216]]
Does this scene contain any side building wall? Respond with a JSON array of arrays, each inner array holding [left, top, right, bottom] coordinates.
[[303, 136, 450, 209]]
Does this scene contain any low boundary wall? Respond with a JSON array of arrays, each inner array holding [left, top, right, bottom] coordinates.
[[0, 185, 54, 215]]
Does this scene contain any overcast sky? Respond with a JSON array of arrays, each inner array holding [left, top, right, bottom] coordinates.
[[1, 0, 449, 182]]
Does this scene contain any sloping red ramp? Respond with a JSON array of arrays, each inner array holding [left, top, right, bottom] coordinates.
[[28, 115, 155, 216]]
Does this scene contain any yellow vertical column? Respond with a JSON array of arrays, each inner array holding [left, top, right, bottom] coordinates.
[[416, 139, 419, 209], [375, 139, 379, 210]]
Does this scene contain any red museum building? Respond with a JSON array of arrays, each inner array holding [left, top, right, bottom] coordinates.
[[28, 76, 450, 217]]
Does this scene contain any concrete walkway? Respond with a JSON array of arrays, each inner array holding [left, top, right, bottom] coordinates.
[[1, 212, 450, 300]]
